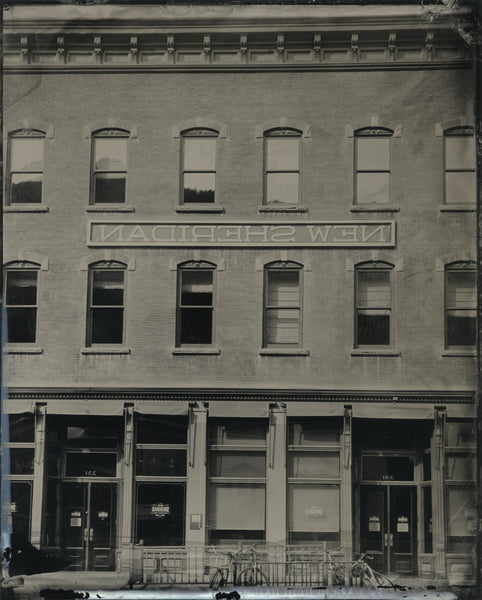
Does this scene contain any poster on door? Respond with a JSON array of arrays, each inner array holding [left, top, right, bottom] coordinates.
[[70, 510, 82, 527], [368, 516, 380, 532], [397, 516, 409, 532]]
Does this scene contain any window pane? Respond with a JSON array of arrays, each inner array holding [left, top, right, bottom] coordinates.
[[184, 138, 216, 171], [181, 271, 213, 305], [65, 419, 120, 448], [356, 173, 389, 204], [136, 483, 185, 546], [91, 308, 123, 344], [357, 313, 390, 345], [447, 272, 476, 308], [11, 138, 43, 171], [9, 414, 35, 443], [423, 487, 433, 553], [208, 484, 265, 530], [10, 482, 32, 540], [357, 137, 390, 171], [362, 456, 414, 481], [209, 451, 266, 477], [358, 271, 390, 307], [93, 271, 124, 306], [137, 416, 188, 444], [446, 488, 477, 546], [266, 137, 299, 171], [65, 452, 117, 477], [136, 449, 187, 476], [289, 420, 340, 446], [6, 272, 37, 305], [180, 308, 212, 344], [10, 448, 35, 475], [446, 136, 475, 170], [445, 422, 476, 448], [445, 454, 476, 481], [94, 138, 127, 170], [266, 308, 299, 344], [7, 308, 37, 343], [183, 173, 215, 203], [289, 485, 339, 533], [94, 173, 126, 204], [268, 271, 299, 306], [266, 172, 299, 204], [447, 314, 476, 346], [446, 171, 476, 204], [289, 452, 340, 478], [209, 421, 267, 446], [11, 174, 42, 204]]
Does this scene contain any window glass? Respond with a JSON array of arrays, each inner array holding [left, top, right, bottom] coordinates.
[[9, 414, 35, 443], [355, 131, 391, 205], [65, 419, 120, 448], [136, 483, 185, 546], [362, 455, 414, 481], [446, 269, 476, 347], [65, 452, 117, 477], [446, 487, 477, 552], [10, 482, 32, 540], [93, 134, 127, 204], [423, 487, 433, 553], [9, 448, 35, 475], [289, 485, 339, 533], [184, 138, 216, 171], [445, 136, 475, 170], [266, 137, 300, 171], [183, 135, 216, 204], [136, 449, 187, 477], [289, 420, 340, 446], [265, 267, 301, 346], [357, 137, 390, 171], [208, 483, 265, 530], [445, 421, 476, 448], [89, 268, 124, 345], [209, 451, 266, 477], [445, 172, 476, 205], [137, 416, 188, 444], [10, 137, 44, 204], [265, 130, 300, 205], [5, 270, 38, 344], [445, 131, 476, 204], [178, 267, 214, 345], [445, 454, 476, 481], [356, 173, 390, 205], [288, 452, 340, 478], [356, 269, 391, 346], [209, 421, 267, 446]]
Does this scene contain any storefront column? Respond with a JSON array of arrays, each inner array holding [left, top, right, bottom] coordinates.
[[30, 403, 46, 548], [120, 405, 135, 574], [340, 406, 353, 562], [185, 403, 207, 546], [266, 403, 287, 545], [432, 407, 447, 580]]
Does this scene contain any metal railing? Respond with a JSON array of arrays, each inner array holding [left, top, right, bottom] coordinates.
[[140, 545, 354, 587]]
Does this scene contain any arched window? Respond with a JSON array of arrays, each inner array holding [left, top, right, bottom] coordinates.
[[8, 130, 45, 205], [91, 129, 129, 204], [264, 128, 302, 206], [444, 127, 476, 205], [87, 260, 126, 345], [177, 261, 216, 346], [181, 129, 218, 205], [263, 261, 303, 347], [445, 261, 476, 348], [355, 261, 393, 347], [354, 127, 393, 205], [4, 261, 40, 343]]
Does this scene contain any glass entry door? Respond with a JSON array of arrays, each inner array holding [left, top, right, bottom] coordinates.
[[360, 485, 416, 574], [62, 482, 117, 571]]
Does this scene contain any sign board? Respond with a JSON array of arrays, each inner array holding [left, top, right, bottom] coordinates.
[[151, 503, 170, 518], [88, 220, 395, 248]]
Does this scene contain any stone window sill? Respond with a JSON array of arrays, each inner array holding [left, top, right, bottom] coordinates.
[[441, 349, 476, 357], [81, 347, 131, 355], [259, 348, 310, 356], [350, 205, 399, 212], [258, 205, 308, 213], [172, 347, 221, 355], [4, 346, 44, 354], [175, 205, 225, 213], [4, 205, 49, 213], [439, 204, 475, 212], [351, 349, 401, 357], [86, 205, 135, 213]]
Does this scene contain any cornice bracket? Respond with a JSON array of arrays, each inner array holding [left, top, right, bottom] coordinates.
[[57, 36, 65, 65], [129, 36, 138, 64], [20, 36, 29, 64], [388, 33, 397, 60], [314, 33, 321, 61], [240, 34, 248, 63], [425, 32, 434, 61], [93, 36, 102, 64], [203, 34, 211, 63], [351, 33, 359, 62], [167, 34, 175, 64], [277, 34, 284, 62]]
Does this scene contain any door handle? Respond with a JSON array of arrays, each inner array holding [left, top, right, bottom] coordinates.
[[384, 533, 394, 547], [384, 533, 388, 547], [89, 528, 94, 542], [83, 528, 89, 542]]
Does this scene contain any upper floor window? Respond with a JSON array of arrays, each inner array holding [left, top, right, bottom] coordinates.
[[8, 130, 45, 204], [181, 129, 217, 204], [354, 128, 392, 205], [4, 263, 39, 343], [355, 262, 393, 347], [87, 261, 126, 345], [264, 129, 301, 206], [263, 261, 302, 347], [177, 261, 215, 346], [444, 127, 476, 205], [445, 262, 476, 348], [91, 129, 128, 204]]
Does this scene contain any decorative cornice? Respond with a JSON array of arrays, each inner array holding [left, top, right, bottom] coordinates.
[[4, 388, 475, 405]]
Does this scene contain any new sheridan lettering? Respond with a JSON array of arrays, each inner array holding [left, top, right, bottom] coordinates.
[[94, 223, 391, 246]]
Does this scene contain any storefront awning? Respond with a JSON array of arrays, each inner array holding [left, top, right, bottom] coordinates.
[[134, 401, 188, 415], [209, 401, 268, 417]]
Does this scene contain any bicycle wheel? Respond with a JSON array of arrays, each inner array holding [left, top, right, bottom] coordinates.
[[236, 567, 269, 586], [210, 568, 228, 590], [157, 568, 174, 589]]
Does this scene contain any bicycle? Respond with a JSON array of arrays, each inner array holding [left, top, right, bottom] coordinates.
[[208, 544, 269, 589], [351, 553, 402, 589]]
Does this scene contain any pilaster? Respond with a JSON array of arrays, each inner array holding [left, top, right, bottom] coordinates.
[[432, 407, 447, 581], [30, 403, 46, 548], [120, 404, 135, 573], [185, 403, 208, 546], [266, 403, 287, 544], [340, 406, 353, 563]]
